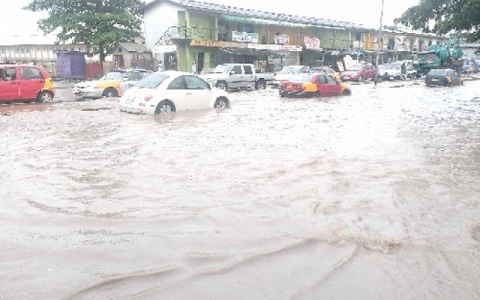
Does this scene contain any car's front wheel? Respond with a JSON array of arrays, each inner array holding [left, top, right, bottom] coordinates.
[[216, 81, 227, 90], [36, 91, 54, 103], [255, 79, 266, 90], [102, 88, 118, 98], [155, 100, 176, 114], [342, 89, 351, 96], [214, 97, 229, 110]]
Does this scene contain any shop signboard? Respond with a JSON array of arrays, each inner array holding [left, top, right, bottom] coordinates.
[[274, 34, 290, 45], [304, 36, 321, 50], [232, 31, 259, 43]]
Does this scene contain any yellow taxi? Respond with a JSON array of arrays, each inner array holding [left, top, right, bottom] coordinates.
[[74, 69, 152, 99], [279, 73, 351, 98]]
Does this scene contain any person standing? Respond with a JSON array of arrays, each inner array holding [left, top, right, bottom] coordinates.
[[401, 62, 407, 79], [192, 61, 197, 74]]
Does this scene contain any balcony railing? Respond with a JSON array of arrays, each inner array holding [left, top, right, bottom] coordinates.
[[155, 26, 419, 53], [156, 26, 216, 46]]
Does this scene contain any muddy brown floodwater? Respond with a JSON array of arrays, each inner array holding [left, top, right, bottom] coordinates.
[[1, 80, 480, 299]]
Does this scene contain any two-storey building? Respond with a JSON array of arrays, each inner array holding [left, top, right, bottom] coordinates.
[[141, 0, 449, 73]]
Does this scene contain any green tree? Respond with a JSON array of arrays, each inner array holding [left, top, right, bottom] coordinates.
[[395, 0, 480, 42], [24, 0, 146, 62]]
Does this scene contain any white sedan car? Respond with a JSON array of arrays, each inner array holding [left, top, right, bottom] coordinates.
[[119, 71, 230, 115]]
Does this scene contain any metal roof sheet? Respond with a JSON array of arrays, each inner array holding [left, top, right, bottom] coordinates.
[[142, 0, 374, 31], [117, 42, 150, 52]]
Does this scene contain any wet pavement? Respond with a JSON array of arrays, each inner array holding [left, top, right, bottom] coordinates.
[[1, 78, 480, 299]]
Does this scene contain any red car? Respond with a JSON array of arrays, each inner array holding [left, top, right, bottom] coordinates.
[[279, 73, 351, 98], [341, 64, 377, 82], [0, 64, 55, 103]]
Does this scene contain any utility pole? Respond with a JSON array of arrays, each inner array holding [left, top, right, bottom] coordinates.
[[374, 0, 385, 86]]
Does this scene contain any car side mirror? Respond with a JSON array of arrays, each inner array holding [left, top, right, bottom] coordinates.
[[230, 71, 236, 75]]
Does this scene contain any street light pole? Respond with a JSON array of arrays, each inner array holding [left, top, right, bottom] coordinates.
[[374, 0, 385, 86]]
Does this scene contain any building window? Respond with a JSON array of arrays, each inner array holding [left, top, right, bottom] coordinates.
[[244, 23, 253, 33], [388, 38, 395, 50], [355, 32, 362, 41]]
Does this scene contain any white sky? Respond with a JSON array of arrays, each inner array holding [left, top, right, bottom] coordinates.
[[2, 0, 420, 39]]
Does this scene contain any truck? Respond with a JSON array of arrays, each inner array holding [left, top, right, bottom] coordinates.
[[413, 43, 463, 76], [201, 63, 275, 91]]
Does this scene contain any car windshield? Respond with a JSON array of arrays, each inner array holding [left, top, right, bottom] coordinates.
[[123, 72, 147, 81], [278, 67, 301, 75], [135, 73, 170, 89], [378, 65, 389, 71], [210, 65, 232, 74], [428, 70, 447, 76], [348, 65, 362, 71], [290, 74, 313, 82], [312, 68, 331, 73], [417, 52, 437, 60], [101, 71, 125, 81]]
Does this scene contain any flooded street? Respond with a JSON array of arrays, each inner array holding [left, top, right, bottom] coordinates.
[[1, 80, 480, 299]]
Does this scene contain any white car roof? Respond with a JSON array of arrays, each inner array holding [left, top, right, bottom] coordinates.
[[156, 70, 193, 76]]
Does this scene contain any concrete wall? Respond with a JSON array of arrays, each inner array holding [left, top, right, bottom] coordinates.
[[144, 1, 184, 49], [0, 44, 104, 64]]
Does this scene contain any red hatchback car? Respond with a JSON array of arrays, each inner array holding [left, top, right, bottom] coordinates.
[[0, 64, 55, 103], [341, 63, 377, 82]]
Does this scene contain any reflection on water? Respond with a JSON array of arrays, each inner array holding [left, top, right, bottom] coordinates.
[[0, 102, 54, 115], [1, 82, 479, 299]]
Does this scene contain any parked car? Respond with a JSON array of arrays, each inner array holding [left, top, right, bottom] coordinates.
[[462, 59, 479, 74], [0, 64, 55, 103], [272, 65, 311, 87], [341, 64, 376, 82], [74, 69, 152, 99], [279, 73, 351, 98], [377, 63, 406, 81], [201, 63, 275, 91], [119, 69, 154, 92], [399, 61, 418, 79], [310, 66, 341, 81], [119, 71, 230, 115], [425, 68, 464, 87]]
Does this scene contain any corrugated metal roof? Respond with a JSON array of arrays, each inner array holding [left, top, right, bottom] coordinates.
[[142, 0, 374, 31], [118, 42, 150, 52], [0, 34, 58, 46]]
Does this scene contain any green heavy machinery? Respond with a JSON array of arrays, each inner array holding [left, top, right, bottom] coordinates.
[[413, 43, 463, 76]]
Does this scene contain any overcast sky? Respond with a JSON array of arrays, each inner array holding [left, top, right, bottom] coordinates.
[[2, 0, 419, 39]]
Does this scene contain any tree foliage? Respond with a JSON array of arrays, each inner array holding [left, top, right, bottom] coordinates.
[[395, 0, 480, 41], [24, 0, 146, 62]]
